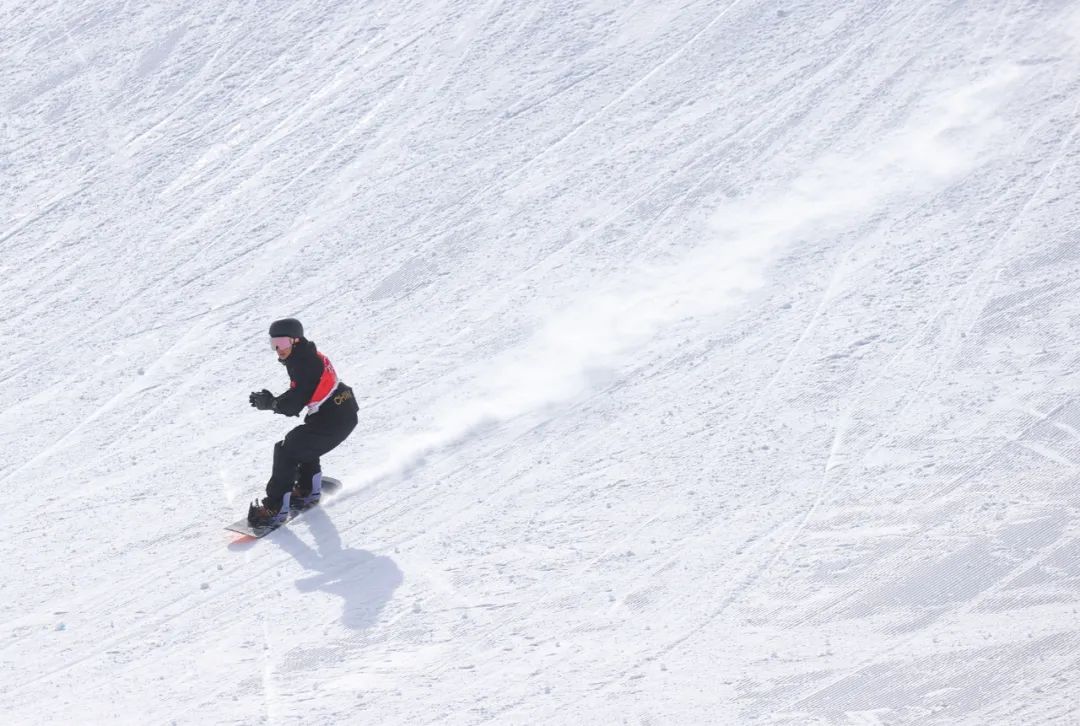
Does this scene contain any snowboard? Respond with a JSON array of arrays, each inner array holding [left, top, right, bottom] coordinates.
[[225, 476, 342, 538]]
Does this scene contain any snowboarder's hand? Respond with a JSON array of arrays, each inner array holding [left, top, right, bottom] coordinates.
[[249, 389, 275, 411]]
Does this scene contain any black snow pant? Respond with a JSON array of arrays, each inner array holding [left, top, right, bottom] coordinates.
[[264, 384, 359, 510]]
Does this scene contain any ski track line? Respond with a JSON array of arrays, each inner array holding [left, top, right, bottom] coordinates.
[[741, 247, 848, 422], [260, 617, 279, 724], [308, 452, 680, 717], [14, 2, 1062, 717], [4, 511, 237, 655], [463, 72, 951, 726], [775, 115, 1079, 482], [270, 3, 464, 159], [731, 10, 1052, 437], [521, 0, 746, 167], [374, 52, 608, 183], [740, 300, 994, 603], [784, 518, 1080, 715], [363, 410, 646, 570], [14, 113, 304, 337], [515, 48, 820, 286], [122, 0, 262, 154], [789, 395, 1077, 629], [337, 370, 675, 632], [324, 92, 754, 310], [555, 361, 814, 605], [547, 1, 953, 610], [548, 4, 954, 665], [359, 412, 812, 718], [412, 14, 918, 615], [373, 462, 538, 554], [328, 0, 859, 310], [747, 411, 851, 587], [313, 100, 554, 304], [574, 143, 980, 436], [600, 431, 848, 673], [923, 395, 1074, 504], [976, 277, 1079, 329], [10, 8, 276, 305], [343, 356, 639, 550], [8, 3, 58, 60], [1018, 440, 1080, 471], [0, 180, 92, 250], [953, 94, 1080, 337], [332, 389, 564, 540], [0, 326, 205, 487], [8, 503, 319, 699], [595, 488, 803, 623], [76, 73, 389, 337], [108, 297, 250, 343], [14, 86, 743, 691], [10, 243, 108, 335], [466, 514, 812, 725], [574, 54, 1041, 715], [0, 386, 144, 489], [481, 129, 719, 311], [767, 165, 1031, 521], [178, 2, 377, 147], [164, 105, 388, 290], [408, 0, 503, 114], [953, 93, 1080, 341], [56, 13, 122, 158], [456, 0, 746, 217], [241, 41, 374, 155]]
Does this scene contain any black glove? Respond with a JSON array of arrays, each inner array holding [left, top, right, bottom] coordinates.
[[249, 389, 275, 411]]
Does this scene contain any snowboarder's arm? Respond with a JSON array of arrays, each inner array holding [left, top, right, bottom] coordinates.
[[272, 356, 322, 417]]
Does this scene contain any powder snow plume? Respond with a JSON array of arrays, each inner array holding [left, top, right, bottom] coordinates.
[[343, 67, 1018, 494]]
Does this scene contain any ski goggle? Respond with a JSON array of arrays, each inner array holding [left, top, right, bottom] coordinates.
[[270, 336, 293, 352]]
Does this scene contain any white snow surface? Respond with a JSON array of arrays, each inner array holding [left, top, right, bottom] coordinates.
[[3, 1, 1080, 724]]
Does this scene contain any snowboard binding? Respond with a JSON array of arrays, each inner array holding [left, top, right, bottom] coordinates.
[[247, 499, 287, 528]]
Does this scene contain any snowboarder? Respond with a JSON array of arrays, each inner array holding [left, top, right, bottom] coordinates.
[[247, 318, 359, 527]]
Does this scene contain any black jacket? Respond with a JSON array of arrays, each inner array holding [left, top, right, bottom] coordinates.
[[273, 339, 338, 418]]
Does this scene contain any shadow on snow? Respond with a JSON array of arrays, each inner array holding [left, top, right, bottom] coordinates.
[[269, 504, 403, 630]]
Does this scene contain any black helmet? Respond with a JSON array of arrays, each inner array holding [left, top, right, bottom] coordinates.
[[268, 318, 304, 339]]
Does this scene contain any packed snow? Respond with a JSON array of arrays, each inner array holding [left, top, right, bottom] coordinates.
[[3, 1, 1080, 724]]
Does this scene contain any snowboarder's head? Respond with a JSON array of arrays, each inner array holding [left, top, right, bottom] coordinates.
[[268, 318, 304, 360]]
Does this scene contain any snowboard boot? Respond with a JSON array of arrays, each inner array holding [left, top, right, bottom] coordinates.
[[247, 493, 291, 528], [291, 471, 323, 509]]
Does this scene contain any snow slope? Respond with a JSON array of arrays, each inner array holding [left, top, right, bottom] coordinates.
[[3, 1, 1080, 723]]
